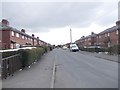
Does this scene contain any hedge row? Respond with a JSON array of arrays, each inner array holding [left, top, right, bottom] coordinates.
[[2, 51, 19, 58], [79, 45, 120, 55], [19, 47, 45, 67], [79, 47, 108, 53], [2, 46, 50, 68]]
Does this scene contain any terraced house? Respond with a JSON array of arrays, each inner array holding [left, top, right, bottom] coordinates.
[[97, 26, 118, 48], [0, 19, 49, 49], [75, 21, 119, 48], [76, 32, 97, 48]]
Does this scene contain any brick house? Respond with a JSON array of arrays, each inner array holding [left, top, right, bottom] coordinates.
[[75, 24, 119, 48], [97, 26, 118, 48], [0, 19, 49, 49], [75, 32, 97, 48]]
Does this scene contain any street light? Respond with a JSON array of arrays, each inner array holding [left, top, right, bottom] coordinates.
[[70, 28, 72, 44], [116, 20, 120, 55], [116, 20, 120, 42]]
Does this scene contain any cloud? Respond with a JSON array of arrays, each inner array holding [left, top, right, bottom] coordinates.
[[1, 1, 118, 45], [2, 2, 105, 29]]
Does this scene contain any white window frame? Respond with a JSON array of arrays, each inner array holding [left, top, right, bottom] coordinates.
[[16, 33, 19, 37], [105, 33, 107, 37], [99, 36, 101, 38], [11, 44, 14, 49], [116, 30, 118, 35], [11, 31, 14, 36], [22, 35, 25, 39], [108, 33, 110, 36]]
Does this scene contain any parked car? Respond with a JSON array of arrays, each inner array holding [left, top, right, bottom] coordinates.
[[62, 46, 68, 50], [70, 43, 79, 52]]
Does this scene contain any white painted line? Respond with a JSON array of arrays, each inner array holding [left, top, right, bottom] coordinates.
[[50, 54, 56, 88]]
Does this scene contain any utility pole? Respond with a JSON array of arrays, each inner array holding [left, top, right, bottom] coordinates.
[[70, 28, 72, 44]]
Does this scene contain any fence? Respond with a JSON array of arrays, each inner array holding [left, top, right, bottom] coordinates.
[[1, 54, 22, 79]]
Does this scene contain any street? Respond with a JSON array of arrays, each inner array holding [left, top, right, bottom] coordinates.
[[2, 49, 118, 88]]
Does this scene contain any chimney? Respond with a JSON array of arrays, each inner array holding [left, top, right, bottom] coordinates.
[[2, 19, 9, 26], [91, 32, 94, 35], [82, 36, 85, 38], [37, 37, 39, 39], [21, 29, 26, 33], [32, 34, 34, 37]]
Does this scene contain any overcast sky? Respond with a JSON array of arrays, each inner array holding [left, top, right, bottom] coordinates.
[[1, 0, 119, 45]]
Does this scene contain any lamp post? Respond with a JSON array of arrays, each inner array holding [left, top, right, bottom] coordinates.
[[116, 20, 120, 43], [116, 20, 120, 55], [70, 28, 72, 44]]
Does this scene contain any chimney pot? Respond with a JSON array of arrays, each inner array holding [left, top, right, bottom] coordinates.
[[91, 32, 94, 35], [2, 19, 9, 26], [21, 29, 25, 33], [32, 34, 34, 37]]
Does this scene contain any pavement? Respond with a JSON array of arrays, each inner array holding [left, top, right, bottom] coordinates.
[[2, 51, 55, 88], [2, 48, 119, 88]]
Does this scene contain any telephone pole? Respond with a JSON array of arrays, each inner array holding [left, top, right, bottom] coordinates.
[[70, 28, 72, 44]]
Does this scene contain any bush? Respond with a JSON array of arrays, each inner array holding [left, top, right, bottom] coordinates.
[[107, 45, 119, 55], [79, 47, 109, 53], [19, 47, 45, 67], [41, 46, 49, 53], [79, 45, 120, 55], [2, 51, 19, 58]]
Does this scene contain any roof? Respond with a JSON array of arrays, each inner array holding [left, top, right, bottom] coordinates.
[[80, 33, 97, 40], [0, 25, 40, 40], [99, 26, 117, 35]]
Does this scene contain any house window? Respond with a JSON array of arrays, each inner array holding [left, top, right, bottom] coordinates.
[[11, 31, 14, 36], [105, 33, 107, 37], [11, 44, 14, 49], [108, 33, 110, 36], [108, 42, 110, 47], [99, 36, 101, 38], [22, 35, 25, 39], [16, 33, 19, 37], [116, 30, 118, 35]]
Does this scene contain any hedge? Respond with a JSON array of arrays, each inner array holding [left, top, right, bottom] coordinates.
[[19, 47, 45, 67], [2, 51, 19, 58], [79, 47, 107, 52], [79, 45, 120, 55]]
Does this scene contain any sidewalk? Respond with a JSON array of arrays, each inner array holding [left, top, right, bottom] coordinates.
[[79, 51, 119, 63], [2, 51, 55, 88]]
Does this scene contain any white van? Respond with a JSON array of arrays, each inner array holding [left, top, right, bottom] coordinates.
[[70, 43, 79, 52]]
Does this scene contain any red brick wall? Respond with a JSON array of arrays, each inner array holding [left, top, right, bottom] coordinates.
[[2, 30, 11, 49], [109, 30, 118, 46], [10, 31, 33, 48]]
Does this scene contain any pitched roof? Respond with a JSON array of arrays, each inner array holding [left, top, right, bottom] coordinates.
[[99, 26, 117, 35], [0, 24, 42, 41]]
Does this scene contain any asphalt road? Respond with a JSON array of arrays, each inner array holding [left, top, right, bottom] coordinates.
[[54, 48, 118, 88], [2, 48, 118, 88]]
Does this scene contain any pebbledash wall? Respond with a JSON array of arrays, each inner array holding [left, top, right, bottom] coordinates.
[[0, 19, 49, 49], [75, 21, 119, 48]]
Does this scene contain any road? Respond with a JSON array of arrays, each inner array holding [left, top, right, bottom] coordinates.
[[54, 49, 118, 88], [2, 48, 118, 88]]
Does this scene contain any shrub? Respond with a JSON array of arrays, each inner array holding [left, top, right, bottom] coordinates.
[[107, 45, 119, 55], [19, 47, 45, 67], [2, 51, 19, 58]]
